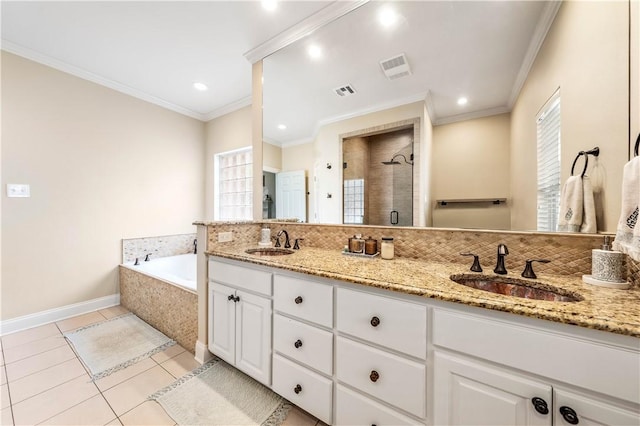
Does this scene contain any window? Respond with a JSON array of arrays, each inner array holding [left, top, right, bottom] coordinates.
[[215, 147, 253, 220], [536, 90, 561, 232], [343, 178, 364, 224]]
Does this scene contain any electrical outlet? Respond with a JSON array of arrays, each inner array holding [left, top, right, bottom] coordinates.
[[218, 231, 233, 242], [7, 184, 30, 198]]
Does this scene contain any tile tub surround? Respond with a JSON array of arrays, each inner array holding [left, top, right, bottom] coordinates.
[[119, 267, 197, 353], [122, 233, 197, 264], [197, 221, 640, 337]]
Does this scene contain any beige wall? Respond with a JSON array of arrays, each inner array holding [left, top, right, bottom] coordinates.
[[310, 101, 427, 224], [1, 52, 205, 321], [263, 141, 282, 172], [510, 1, 628, 232], [204, 105, 252, 220], [431, 113, 511, 229]]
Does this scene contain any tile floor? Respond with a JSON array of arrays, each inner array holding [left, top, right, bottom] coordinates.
[[0, 306, 323, 425]]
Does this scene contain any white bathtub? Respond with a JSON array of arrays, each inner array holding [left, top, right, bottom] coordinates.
[[123, 253, 196, 292]]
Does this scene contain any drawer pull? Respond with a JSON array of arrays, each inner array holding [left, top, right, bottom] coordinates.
[[294, 296, 303, 304], [369, 370, 380, 382], [559, 406, 579, 424], [294, 384, 302, 394], [531, 397, 549, 415], [294, 339, 303, 349], [370, 316, 380, 327]]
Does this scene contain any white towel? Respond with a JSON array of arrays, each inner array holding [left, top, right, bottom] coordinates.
[[581, 176, 597, 233], [613, 156, 640, 261], [557, 176, 583, 232]]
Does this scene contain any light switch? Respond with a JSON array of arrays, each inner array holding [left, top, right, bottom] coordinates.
[[7, 184, 30, 198]]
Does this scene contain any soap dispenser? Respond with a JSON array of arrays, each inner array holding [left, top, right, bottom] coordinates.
[[582, 236, 629, 289]]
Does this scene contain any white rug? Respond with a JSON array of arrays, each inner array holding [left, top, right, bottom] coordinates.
[[64, 313, 175, 380], [150, 360, 291, 425]]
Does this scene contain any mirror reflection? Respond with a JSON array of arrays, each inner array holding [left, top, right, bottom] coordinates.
[[262, 1, 629, 233]]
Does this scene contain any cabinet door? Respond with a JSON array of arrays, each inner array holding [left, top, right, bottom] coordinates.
[[554, 389, 640, 426], [209, 282, 236, 364], [235, 290, 272, 386], [434, 351, 552, 426]]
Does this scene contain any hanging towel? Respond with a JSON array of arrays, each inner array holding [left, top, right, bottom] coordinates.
[[580, 176, 597, 233], [613, 156, 640, 261], [557, 176, 584, 232]]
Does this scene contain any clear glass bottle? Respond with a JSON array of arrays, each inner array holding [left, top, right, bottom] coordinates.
[[381, 237, 394, 259]]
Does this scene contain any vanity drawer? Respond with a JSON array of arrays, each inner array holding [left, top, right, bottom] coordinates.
[[335, 385, 420, 426], [272, 354, 332, 424], [209, 259, 272, 296], [273, 275, 333, 327], [273, 314, 333, 375], [336, 287, 427, 359], [335, 336, 426, 419]]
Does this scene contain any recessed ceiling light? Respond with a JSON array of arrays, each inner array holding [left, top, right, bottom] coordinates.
[[308, 45, 322, 59], [278, 124, 287, 130], [378, 6, 398, 27], [262, 0, 277, 11], [193, 82, 208, 91], [457, 97, 468, 106]]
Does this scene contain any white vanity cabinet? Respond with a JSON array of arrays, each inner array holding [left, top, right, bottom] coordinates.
[[432, 308, 640, 425], [208, 259, 272, 386], [272, 274, 333, 424], [335, 287, 428, 423]]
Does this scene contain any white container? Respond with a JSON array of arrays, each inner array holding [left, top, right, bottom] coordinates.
[[381, 237, 394, 260]]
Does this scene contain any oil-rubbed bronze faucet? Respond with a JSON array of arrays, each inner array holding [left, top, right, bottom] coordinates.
[[494, 244, 509, 274], [276, 229, 291, 248]]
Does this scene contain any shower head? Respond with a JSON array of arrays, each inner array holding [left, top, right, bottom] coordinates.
[[382, 153, 413, 166]]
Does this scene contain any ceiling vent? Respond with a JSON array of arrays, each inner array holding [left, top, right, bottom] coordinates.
[[380, 53, 412, 80], [334, 84, 356, 97]]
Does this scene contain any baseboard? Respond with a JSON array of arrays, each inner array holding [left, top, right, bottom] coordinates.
[[0, 294, 120, 336], [194, 340, 213, 365]]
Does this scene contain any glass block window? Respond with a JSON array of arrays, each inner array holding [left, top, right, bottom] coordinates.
[[215, 147, 253, 221], [344, 179, 364, 224], [536, 90, 561, 232]]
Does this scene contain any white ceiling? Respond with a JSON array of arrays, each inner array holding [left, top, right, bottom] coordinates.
[[1, 1, 556, 132], [1, 0, 332, 120], [263, 1, 556, 146]]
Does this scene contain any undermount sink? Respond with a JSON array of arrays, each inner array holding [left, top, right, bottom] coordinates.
[[449, 274, 583, 302], [245, 248, 295, 256]]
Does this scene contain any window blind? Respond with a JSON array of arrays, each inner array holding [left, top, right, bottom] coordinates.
[[536, 93, 561, 232], [216, 148, 253, 220]]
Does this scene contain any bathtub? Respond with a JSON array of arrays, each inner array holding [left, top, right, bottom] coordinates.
[[119, 253, 197, 352], [124, 253, 196, 292]]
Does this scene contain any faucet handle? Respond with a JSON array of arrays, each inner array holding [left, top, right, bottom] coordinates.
[[273, 236, 281, 248], [293, 238, 304, 250], [144, 253, 152, 262], [134, 257, 140, 266], [521, 259, 551, 279], [460, 253, 483, 273]]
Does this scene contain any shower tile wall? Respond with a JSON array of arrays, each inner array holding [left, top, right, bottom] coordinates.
[[122, 233, 197, 263]]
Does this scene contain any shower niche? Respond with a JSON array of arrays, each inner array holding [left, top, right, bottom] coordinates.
[[342, 127, 414, 226]]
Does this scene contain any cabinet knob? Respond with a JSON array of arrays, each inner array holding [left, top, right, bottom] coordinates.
[[234, 295, 240, 302], [531, 397, 549, 415], [370, 316, 380, 327], [294, 296, 303, 304], [294, 384, 302, 394], [227, 294, 235, 301], [294, 339, 303, 349], [559, 406, 579, 424], [369, 370, 380, 382]]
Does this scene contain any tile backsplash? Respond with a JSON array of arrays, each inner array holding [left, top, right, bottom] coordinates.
[[122, 233, 197, 263], [202, 221, 625, 280]]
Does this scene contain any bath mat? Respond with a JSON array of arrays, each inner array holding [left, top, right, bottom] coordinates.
[[150, 359, 291, 425], [64, 313, 175, 380]]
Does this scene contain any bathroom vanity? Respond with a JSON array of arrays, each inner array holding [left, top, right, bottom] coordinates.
[[205, 244, 640, 426]]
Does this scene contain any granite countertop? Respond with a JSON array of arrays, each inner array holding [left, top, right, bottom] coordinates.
[[206, 245, 640, 338]]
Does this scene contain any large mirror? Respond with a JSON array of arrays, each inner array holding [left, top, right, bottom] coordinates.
[[262, 0, 630, 233]]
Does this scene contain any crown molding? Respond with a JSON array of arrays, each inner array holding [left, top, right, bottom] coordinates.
[[244, 0, 369, 64], [2, 40, 209, 121], [203, 96, 252, 122], [434, 106, 511, 126], [507, 0, 563, 108]]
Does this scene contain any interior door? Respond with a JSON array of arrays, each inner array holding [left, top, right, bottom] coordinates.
[[276, 170, 306, 222]]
